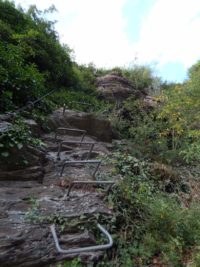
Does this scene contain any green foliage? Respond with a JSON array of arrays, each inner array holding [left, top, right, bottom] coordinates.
[[122, 64, 161, 94], [0, 42, 46, 109], [110, 66, 200, 164], [56, 258, 83, 267], [25, 197, 40, 223], [0, 117, 42, 159], [0, 0, 78, 111], [72, 63, 97, 93], [98, 150, 200, 266], [49, 88, 109, 113]]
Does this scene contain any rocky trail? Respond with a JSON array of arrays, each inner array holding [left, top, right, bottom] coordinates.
[[0, 108, 118, 267]]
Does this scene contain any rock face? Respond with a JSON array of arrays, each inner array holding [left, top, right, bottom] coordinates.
[[47, 108, 113, 142], [0, 148, 46, 181], [96, 72, 144, 104], [0, 121, 12, 133], [0, 128, 115, 267], [24, 119, 41, 137], [141, 95, 159, 110], [0, 119, 45, 181]]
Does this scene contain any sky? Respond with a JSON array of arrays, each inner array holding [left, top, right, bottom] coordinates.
[[14, 0, 200, 82]]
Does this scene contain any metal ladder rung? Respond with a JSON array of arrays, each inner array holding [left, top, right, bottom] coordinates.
[[55, 128, 86, 142], [60, 160, 101, 177], [57, 141, 96, 160], [50, 223, 113, 254], [65, 180, 115, 198]]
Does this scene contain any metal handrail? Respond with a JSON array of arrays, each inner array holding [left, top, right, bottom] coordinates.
[[57, 141, 96, 160], [60, 160, 101, 177], [15, 88, 59, 115], [50, 223, 113, 254], [55, 127, 86, 142], [65, 180, 115, 198]]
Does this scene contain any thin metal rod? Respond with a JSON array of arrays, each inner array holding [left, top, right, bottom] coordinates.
[[15, 88, 58, 115], [50, 223, 113, 254], [55, 128, 86, 142], [60, 160, 101, 177], [66, 180, 115, 197], [80, 131, 86, 143], [63, 104, 66, 115], [57, 141, 96, 160], [87, 143, 94, 160]]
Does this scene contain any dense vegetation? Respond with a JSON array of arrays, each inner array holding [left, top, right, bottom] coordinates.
[[0, 0, 99, 111], [0, 1, 200, 266]]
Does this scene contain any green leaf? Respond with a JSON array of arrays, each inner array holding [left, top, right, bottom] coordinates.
[[17, 143, 23, 150], [1, 152, 9, 157]]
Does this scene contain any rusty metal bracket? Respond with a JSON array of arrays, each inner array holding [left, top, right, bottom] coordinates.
[[60, 160, 101, 177], [50, 223, 113, 254], [55, 127, 86, 142], [57, 141, 96, 160], [64, 180, 115, 198]]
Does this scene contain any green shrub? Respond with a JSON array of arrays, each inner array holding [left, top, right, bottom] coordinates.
[[0, 116, 42, 160], [98, 150, 200, 266]]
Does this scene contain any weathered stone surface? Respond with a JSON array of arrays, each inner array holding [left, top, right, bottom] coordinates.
[[0, 121, 12, 133], [0, 165, 44, 181], [142, 95, 159, 109], [96, 72, 145, 103], [0, 145, 46, 172], [0, 113, 15, 122], [0, 129, 115, 266], [0, 219, 103, 267], [0, 184, 112, 266], [48, 108, 113, 142], [24, 119, 41, 137]]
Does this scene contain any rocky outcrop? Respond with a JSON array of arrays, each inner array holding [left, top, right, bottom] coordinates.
[[24, 119, 41, 137], [0, 121, 12, 133], [96, 72, 145, 103], [141, 95, 159, 110], [0, 118, 45, 181], [0, 127, 115, 266], [47, 108, 113, 142], [0, 185, 111, 267]]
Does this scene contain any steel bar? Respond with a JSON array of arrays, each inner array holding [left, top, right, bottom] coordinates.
[[63, 104, 66, 115], [15, 88, 58, 115], [57, 141, 96, 160], [55, 127, 86, 142], [50, 223, 113, 254], [60, 160, 101, 177], [66, 180, 115, 197]]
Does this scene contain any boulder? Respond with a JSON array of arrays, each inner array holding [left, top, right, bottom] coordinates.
[[24, 119, 41, 137], [0, 121, 12, 133], [47, 108, 113, 142], [142, 96, 158, 109], [0, 185, 112, 266], [0, 165, 44, 182], [96, 72, 145, 104]]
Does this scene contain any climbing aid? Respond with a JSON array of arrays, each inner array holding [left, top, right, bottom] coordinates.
[[55, 127, 86, 142], [50, 223, 113, 254], [57, 140, 96, 160], [60, 159, 102, 177], [63, 180, 115, 199], [50, 126, 114, 256]]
